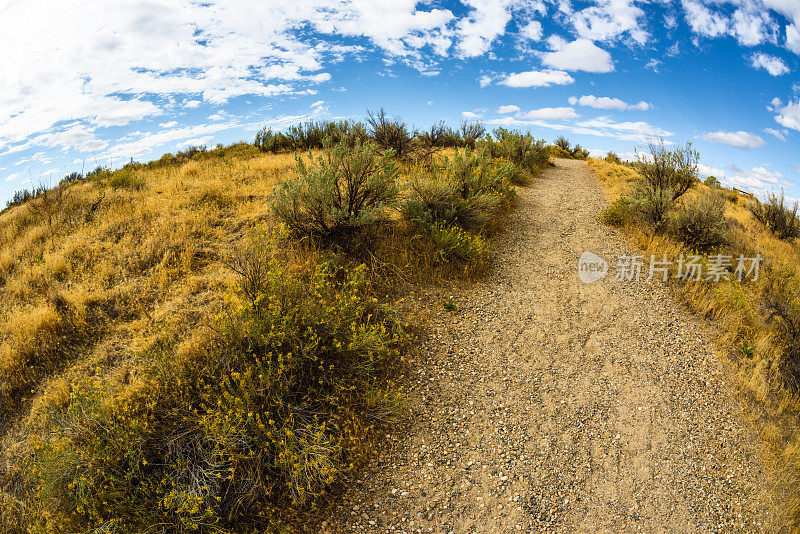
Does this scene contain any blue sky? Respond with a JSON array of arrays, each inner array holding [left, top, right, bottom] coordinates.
[[1, 0, 799, 206]]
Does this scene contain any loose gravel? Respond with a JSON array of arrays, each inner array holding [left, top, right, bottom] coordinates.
[[323, 159, 772, 533]]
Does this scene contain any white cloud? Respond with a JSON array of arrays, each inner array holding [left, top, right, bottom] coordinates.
[[569, 94, 651, 111], [541, 38, 614, 73], [499, 69, 575, 88], [102, 122, 242, 160], [176, 136, 214, 149], [462, 111, 482, 119], [575, 117, 672, 139], [727, 165, 782, 193], [701, 130, 766, 149], [456, 0, 512, 57], [497, 105, 521, 114], [517, 107, 579, 120], [788, 23, 800, 54], [750, 52, 789, 75], [485, 115, 671, 144], [682, 0, 729, 38], [697, 162, 782, 194], [159, 121, 178, 128], [519, 20, 543, 41], [478, 74, 494, 87], [0, 0, 462, 155], [731, 8, 776, 46], [775, 100, 800, 131], [5, 173, 19, 182], [569, 0, 648, 44], [764, 127, 789, 141]]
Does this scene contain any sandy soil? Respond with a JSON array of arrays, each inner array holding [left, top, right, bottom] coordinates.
[[324, 159, 772, 533]]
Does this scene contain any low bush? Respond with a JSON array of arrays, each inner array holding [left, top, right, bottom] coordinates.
[[108, 170, 145, 190], [570, 144, 589, 159], [601, 197, 633, 227], [704, 175, 721, 188], [426, 222, 490, 267], [256, 121, 369, 153], [554, 136, 571, 151], [255, 127, 292, 152], [722, 188, 739, 204], [548, 137, 588, 159], [417, 121, 460, 150], [749, 191, 800, 241], [630, 182, 676, 230], [605, 151, 622, 165], [13, 231, 410, 532], [459, 120, 486, 149], [271, 138, 399, 242], [671, 193, 728, 252], [401, 149, 512, 271], [366, 109, 413, 159], [489, 128, 548, 185], [548, 145, 573, 159], [403, 176, 499, 232], [636, 139, 699, 201]]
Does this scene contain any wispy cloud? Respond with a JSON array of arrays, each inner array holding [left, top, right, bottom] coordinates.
[[701, 130, 766, 149], [568, 95, 650, 111]]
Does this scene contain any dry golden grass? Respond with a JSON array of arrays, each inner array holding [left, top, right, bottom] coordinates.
[[588, 158, 800, 530], [586, 157, 639, 200], [0, 151, 299, 428]]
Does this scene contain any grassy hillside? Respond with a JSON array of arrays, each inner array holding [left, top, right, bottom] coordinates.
[[0, 119, 553, 532], [589, 152, 800, 530]]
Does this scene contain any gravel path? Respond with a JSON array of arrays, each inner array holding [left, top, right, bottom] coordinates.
[[325, 159, 772, 533]]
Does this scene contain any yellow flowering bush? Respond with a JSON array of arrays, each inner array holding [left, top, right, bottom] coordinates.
[[17, 232, 411, 533]]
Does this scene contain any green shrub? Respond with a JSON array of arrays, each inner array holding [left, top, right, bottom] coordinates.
[[547, 137, 587, 160], [554, 136, 571, 151], [749, 191, 800, 240], [366, 108, 413, 159], [547, 145, 573, 159], [601, 197, 633, 226], [605, 151, 622, 164], [255, 127, 292, 152], [271, 138, 399, 241], [490, 128, 548, 185], [427, 223, 489, 266], [459, 120, 486, 149], [256, 121, 368, 153], [704, 175, 721, 188], [636, 139, 699, 200], [403, 177, 498, 232], [15, 232, 410, 532], [443, 148, 515, 202], [402, 148, 513, 234], [722, 188, 740, 204], [630, 182, 676, 230], [671, 193, 728, 251], [570, 144, 589, 159], [108, 170, 145, 190], [418, 121, 460, 150]]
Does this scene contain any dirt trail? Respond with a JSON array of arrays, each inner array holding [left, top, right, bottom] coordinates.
[[327, 159, 772, 533]]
